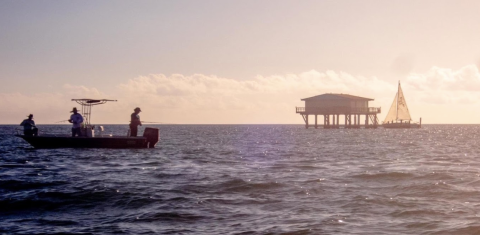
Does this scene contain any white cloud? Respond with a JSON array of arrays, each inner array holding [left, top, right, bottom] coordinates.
[[404, 65, 480, 104], [2, 65, 480, 124], [406, 65, 480, 91]]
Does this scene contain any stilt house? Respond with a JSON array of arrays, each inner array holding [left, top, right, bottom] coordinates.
[[296, 93, 381, 129]]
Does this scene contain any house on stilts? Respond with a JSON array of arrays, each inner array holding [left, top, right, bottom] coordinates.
[[296, 93, 381, 129]]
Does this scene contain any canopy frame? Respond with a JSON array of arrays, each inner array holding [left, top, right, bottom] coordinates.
[[71, 99, 117, 125]]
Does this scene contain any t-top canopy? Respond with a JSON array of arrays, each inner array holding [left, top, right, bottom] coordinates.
[[72, 99, 117, 105], [71, 99, 117, 125]]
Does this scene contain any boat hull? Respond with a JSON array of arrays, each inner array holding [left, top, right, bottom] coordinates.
[[15, 135, 154, 149], [382, 123, 421, 129]]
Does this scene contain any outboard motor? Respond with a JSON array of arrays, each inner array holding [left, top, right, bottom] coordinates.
[[143, 127, 159, 148]]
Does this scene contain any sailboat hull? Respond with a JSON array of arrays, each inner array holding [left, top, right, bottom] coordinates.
[[382, 123, 420, 129]]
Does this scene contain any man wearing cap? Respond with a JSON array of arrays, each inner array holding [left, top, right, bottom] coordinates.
[[68, 107, 84, 137], [20, 114, 38, 136], [129, 107, 142, 137]]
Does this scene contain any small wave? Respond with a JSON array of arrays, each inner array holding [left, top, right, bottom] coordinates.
[[0, 180, 68, 191], [0, 198, 63, 213], [154, 172, 188, 179], [213, 179, 284, 193], [182, 149, 210, 155], [435, 225, 480, 235], [390, 209, 445, 218], [393, 183, 451, 197], [14, 218, 79, 226], [416, 171, 456, 181], [0, 189, 126, 213], [352, 172, 415, 180], [0, 164, 32, 168], [137, 212, 205, 222]]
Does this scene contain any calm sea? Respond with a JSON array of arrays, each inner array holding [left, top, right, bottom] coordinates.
[[1, 124, 480, 234]]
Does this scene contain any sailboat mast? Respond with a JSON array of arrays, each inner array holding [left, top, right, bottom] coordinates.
[[396, 81, 399, 121]]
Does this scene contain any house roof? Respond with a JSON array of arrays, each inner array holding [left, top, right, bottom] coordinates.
[[301, 93, 374, 101]]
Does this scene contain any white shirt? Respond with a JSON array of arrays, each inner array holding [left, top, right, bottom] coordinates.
[[70, 113, 84, 128]]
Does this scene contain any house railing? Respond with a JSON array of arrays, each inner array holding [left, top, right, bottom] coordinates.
[[296, 107, 381, 114]]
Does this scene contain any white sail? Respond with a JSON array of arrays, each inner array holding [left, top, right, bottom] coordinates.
[[383, 93, 397, 123], [383, 82, 412, 123], [396, 83, 412, 121]]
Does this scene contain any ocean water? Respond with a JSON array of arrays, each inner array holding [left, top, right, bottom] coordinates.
[[2, 124, 480, 234]]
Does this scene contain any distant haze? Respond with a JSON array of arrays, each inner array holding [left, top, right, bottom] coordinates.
[[1, 0, 480, 124]]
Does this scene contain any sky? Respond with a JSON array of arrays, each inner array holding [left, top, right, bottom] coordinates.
[[1, 0, 480, 124]]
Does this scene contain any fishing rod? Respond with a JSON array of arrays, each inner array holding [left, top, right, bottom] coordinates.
[[55, 120, 174, 124], [142, 121, 169, 124], [129, 121, 177, 124]]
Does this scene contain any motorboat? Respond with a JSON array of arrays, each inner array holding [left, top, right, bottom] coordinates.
[[16, 99, 159, 148]]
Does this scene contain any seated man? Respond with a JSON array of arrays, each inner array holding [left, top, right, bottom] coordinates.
[[20, 114, 38, 136]]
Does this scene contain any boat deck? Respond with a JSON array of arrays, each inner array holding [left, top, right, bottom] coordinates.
[[16, 135, 151, 149]]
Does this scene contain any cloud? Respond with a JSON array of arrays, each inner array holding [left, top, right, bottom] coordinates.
[[63, 84, 109, 98], [407, 65, 480, 91], [405, 65, 480, 104], [2, 65, 480, 124], [0, 84, 113, 124], [118, 70, 393, 105], [115, 71, 396, 124]]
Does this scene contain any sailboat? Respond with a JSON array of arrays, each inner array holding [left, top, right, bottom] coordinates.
[[382, 81, 421, 128]]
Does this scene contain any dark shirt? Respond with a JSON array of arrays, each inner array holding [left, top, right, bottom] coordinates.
[[20, 119, 36, 131], [130, 113, 141, 126]]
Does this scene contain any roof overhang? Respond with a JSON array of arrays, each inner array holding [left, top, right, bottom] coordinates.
[[301, 93, 374, 101]]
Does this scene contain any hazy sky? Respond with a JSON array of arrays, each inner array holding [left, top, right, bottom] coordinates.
[[2, 0, 480, 124]]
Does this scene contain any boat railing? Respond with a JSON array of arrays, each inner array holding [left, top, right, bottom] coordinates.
[[296, 107, 306, 112], [15, 127, 117, 137], [296, 106, 381, 114], [15, 128, 72, 137]]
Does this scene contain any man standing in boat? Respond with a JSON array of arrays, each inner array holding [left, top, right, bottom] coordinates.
[[69, 107, 84, 137], [130, 107, 142, 137], [20, 114, 38, 136]]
